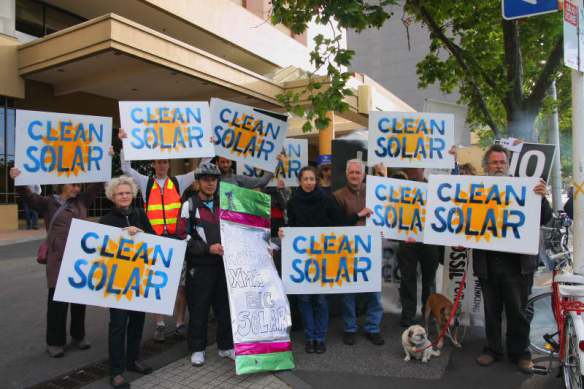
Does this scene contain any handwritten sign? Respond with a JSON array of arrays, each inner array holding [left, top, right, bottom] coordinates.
[[441, 247, 484, 327], [423, 175, 542, 254], [368, 111, 455, 169], [119, 101, 214, 160], [281, 227, 382, 294], [366, 175, 427, 241], [14, 110, 112, 185], [54, 219, 186, 315], [211, 98, 288, 172], [236, 138, 308, 186]]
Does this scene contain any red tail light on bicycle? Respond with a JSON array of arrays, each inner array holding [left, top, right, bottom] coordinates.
[[579, 340, 584, 351]]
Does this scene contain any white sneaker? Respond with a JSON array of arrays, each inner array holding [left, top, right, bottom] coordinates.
[[218, 348, 235, 361], [191, 351, 205, 366]]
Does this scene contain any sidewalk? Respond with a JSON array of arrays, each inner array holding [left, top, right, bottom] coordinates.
[[0, 228, 45, 246]]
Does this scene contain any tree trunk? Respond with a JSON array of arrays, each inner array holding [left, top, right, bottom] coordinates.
[[506, 107, 539, 141]]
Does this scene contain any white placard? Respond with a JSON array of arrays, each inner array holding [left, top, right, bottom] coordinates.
[[221, 221, 291, 343], [211, 98, 288, 172], [368, 111, 455, 169], [281, 227, 382, 294], [14, 110, 112, 185], [366, 175, 427, 241], [236, 138, 308, 186], [423, 175, 542, 254], [54, 219, 186, 315], [119, 101, 214, 160]]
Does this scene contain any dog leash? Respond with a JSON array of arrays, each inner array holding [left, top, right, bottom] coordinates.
[[414, 268, 468, 353]]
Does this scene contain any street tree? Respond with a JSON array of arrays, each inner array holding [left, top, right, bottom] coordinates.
[[271, 0, 564, 141]]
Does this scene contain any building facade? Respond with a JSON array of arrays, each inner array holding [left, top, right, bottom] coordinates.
[[0, 0, 412, 230]]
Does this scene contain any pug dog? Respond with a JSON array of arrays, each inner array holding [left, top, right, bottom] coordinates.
[[402, 325, 440, 362], [424, 293, 462, 349]]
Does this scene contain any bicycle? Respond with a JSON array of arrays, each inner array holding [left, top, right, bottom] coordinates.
[[526, 212, 584, 388]]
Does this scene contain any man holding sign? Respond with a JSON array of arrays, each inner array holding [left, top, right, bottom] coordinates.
[[118, 129, 192, 343], [472, 144, 551, 373], [334, 159, 385, 346]]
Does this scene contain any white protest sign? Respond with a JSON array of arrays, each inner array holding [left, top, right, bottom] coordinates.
[[366, 175, 427, 241], [423, 175, 542, 254], [54, 219, 186, 315], [441, 247, 484, 327], [564, 0, 584, 72], [368, 111, 455, 169], [119, 101, 214, 160], [236, 138, 308, 186], [211, 98, 288, 172], [221, 221, 291, 343], [281, 227, 382, 294], [14, 110, 112, 185]]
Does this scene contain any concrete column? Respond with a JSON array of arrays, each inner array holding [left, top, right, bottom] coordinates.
[[571, 69, 584, 274], [0, 0, 15, 37]]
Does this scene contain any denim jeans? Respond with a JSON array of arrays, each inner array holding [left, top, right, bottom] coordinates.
[[297, 294, 328, 342], [341, 292, 383, 333]]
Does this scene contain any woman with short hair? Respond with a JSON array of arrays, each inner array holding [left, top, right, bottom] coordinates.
[[100, 175, 155, 388]]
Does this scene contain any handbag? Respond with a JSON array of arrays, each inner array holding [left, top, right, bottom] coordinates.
[[36, 201, 69, 265]]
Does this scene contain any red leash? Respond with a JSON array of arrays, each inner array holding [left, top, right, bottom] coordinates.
[[414, 269, 467, 352]]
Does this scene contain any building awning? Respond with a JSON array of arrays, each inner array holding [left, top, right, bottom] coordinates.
[[17, 13, 414, 138]]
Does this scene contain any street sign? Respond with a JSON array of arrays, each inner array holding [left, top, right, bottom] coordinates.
[[502, 0, 559, 20], [564, 0, 584, 72]]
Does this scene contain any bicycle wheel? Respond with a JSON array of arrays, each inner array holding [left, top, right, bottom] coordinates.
[[526, 292, 558, 355], [563, 315, 584, 389]]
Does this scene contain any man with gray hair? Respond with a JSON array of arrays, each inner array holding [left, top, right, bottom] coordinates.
[[474, 144, 551, 373], [333, 159, 385, 346]]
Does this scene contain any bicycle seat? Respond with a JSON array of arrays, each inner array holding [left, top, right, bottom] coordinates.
[[555, 274, 584, 285], [559, 284, 584, 298]]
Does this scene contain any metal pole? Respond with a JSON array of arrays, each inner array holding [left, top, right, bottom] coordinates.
[[571, 69, 584, 274], [548, 80, 562, 212]]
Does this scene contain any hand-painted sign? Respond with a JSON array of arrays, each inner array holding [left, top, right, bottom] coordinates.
[[441, 247, 484, 327], [423, 175, 542, 254], [281, 227, 382, 294], [211, 98, 288, 173], [366, 175, 427, 241], [54, 219, 186, 315], [368, 111, 455, 169], [119, 101, 214, 160], [236, 138, 308, 187], [14, 110, 112, 185], [219, 183, 294, 375]]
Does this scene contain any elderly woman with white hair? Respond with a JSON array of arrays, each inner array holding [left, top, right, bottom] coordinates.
[[99, 175, 154, 389]]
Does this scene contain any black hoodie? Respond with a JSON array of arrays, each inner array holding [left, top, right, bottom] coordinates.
[[286, 187, 343, 227]]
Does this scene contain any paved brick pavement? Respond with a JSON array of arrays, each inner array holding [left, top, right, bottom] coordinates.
[[133, 345, 290, 389]]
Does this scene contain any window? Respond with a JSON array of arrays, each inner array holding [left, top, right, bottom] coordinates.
[[15, 0, 84, 38], [0, 98, 16, 204]]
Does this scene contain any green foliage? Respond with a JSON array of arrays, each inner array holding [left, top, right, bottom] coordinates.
[[272, 0, 396, 131]]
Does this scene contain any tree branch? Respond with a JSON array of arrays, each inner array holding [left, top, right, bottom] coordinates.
[[526, 37, 563, 109], [409, 0, 500, 136], [502, 19, 524, 114]]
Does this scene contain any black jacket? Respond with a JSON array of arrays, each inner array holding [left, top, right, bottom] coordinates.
[[286, 187, 343, 227], [99, 206, 154, 233], [473, 197, 553, 278], [185, 194, 223, 266]]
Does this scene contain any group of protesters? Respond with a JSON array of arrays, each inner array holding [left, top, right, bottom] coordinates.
[[10, 134, 553, 387]]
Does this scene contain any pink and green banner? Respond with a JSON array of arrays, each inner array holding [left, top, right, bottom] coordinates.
[[219, 182, 294, 375]]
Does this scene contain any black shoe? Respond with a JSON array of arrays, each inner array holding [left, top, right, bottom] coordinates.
[[315, 341, 326, 354], [365, 332, 385, 345], [400, 318, 414, 328], [126, 361, 153, 375], [343, 332, 356, 345], [305, 340, 315, 353]]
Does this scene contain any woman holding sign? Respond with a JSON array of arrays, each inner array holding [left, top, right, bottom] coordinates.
[[9, 167, 101, 358], [100, 176, 155, 388], [280, 166, 343, 354]]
